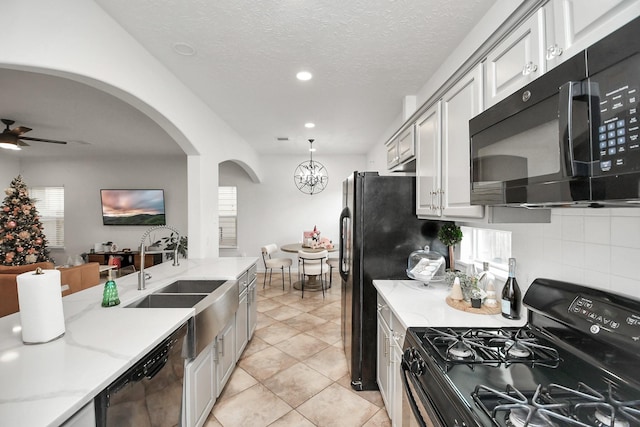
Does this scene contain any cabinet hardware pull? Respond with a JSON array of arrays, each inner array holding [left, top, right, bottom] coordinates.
[[522, 61, 538, 76], [546, 44, 563, 60]]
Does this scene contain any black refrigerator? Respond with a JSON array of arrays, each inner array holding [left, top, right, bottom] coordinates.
[[339, 172, 449, 391]]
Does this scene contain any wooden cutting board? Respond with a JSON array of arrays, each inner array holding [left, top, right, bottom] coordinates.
[[446, 296, 501, 315]]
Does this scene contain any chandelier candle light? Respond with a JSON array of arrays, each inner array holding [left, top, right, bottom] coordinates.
[[294, 139, 328, 195]]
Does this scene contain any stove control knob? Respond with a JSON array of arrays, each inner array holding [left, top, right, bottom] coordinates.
[[410, 358, 426, 376], [403, 348, 418, 364]]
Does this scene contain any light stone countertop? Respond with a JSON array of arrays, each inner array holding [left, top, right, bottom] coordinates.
[[0, 257, 258, 427], [373, 279, 528, 331]]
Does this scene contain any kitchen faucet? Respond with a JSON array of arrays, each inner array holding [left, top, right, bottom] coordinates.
[[138, 225, 181, 290]]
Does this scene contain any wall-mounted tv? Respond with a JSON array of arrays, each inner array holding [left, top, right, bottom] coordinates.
[[100, 189, 166, 226]]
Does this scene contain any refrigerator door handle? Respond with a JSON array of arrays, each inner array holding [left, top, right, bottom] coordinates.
[[339, 207, 350, 281]]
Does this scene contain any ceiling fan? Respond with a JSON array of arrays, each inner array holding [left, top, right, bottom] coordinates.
[[0, 118, 68, 151]]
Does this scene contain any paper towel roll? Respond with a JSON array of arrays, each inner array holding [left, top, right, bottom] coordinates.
[[17, 268, 65, 344]]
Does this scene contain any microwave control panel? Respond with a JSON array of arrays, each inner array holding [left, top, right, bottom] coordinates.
[[592, 54, 640, 176]]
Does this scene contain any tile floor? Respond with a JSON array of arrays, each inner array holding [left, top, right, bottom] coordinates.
[[204, 272, 391, 427]]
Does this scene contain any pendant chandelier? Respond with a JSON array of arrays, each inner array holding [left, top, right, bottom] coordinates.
[[293, 139, 328, 195]]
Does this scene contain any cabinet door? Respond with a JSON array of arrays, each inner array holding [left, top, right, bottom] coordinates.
[[390, 333, 404, 427], [397, 125, 415, 164], [415, 102, 442, 217], [248, 280, 257, 339], [546, 0, 639, 69], [441, 64, 484, 219], [376, 311, 392, 416], [484, 9, 545, 108], [185, 345, 215, 427], [235, 290, 248, 357], [215, 318, 236, 397], [386, 139, 399, 169]]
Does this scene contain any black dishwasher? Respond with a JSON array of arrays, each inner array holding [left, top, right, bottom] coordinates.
[[95, 319, 194, 427]]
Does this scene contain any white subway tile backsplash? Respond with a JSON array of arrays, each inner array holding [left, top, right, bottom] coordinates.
[[610, 246, 640, 279], [561, 215, 584, 242], [610, 216, 640, 249], [562, 241, 585, 268], [584, 243, 610, 274], [584, 216, 610, 245], [490, 208, 640, 300]]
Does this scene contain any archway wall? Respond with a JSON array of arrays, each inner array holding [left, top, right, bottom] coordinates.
[[1, 0, 262, 258]]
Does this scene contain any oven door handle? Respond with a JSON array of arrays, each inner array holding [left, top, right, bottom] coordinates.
[[400, 361, 428, 427]]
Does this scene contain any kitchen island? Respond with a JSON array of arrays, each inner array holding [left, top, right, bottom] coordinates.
[[0, 257, 257, 427]]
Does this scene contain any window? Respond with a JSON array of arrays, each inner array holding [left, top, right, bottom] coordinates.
[[219, 186, 237, 248], [29, 186, 65, 248], [460, 226, 511, 272]]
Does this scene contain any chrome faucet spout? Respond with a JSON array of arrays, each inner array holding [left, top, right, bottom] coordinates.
[[138, 225, 182, 290]]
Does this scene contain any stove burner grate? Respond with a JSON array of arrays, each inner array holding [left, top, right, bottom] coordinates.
[[472, 382, 640, 427], [422, 327, 561, 368]]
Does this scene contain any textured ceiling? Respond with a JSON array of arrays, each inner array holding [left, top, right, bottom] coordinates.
[[93, 0, 497, 155], [1, 1, 497, 159]]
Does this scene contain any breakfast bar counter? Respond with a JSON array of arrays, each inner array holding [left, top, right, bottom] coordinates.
[[0, 257, 257, 427]]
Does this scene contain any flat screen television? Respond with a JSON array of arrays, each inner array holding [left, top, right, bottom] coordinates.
[[100, 189, 166, 226]]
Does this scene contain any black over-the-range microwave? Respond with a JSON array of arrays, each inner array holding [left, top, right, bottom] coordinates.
[[469, 16, 640, 208]]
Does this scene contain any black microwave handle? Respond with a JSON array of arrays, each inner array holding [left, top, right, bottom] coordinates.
[[559, 81, 589, 177]]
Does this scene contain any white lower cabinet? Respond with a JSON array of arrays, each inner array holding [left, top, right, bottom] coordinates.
[[377, 309, 392, 412], [390, 330, 404, 427], [236, 288, 249, 357], [377, 294, 405, 426], [247, 278, 257, 339], [184, 344, 216, 427], [215, 317, 236, 397]]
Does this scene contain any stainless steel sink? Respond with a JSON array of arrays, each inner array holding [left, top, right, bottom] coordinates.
[[126, 293, 207, 309], [155, 280, 228, 294], [125, 279, 239, 357]]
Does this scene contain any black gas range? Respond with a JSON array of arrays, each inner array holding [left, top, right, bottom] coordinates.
[[401, 278, 640, 427]]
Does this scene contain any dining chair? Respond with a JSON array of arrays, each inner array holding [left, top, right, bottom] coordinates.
[[261, 244, 292, 289], [297, 249, 328, 299]]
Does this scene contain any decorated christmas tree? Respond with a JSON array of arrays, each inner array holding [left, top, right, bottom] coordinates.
[[0, 175, 51, 266]]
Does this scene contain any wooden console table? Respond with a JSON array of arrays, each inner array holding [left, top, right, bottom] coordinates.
[[88, 251, 163, 269]]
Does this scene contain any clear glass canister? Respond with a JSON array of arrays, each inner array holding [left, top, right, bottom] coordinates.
[[406, 245, 446, 284]]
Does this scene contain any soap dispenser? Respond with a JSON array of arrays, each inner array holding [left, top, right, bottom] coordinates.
[[101, 269, 120, 307]]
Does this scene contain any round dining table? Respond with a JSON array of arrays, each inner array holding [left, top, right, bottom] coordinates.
[[280, 243, 338, 254], [280, 243, 337, 291]]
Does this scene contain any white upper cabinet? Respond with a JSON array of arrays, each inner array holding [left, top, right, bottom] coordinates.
[[416, 64, 484, 220], [416, 102, 442, 217], [441, 65, 484, 219], [386, 125, 415, 171], [484, 9, 545, 108], [545, 0, 640, 69], [397, 125, 415, 164]]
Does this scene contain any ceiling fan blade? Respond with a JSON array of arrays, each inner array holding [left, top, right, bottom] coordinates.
[[10, 126, 32, 136], [17, 140, 30, 147], [20, 136, 67, 145]]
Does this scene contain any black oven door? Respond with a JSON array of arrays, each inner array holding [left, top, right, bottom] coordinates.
[[400, 357, 442, 427], [469, 52, 591, 206]]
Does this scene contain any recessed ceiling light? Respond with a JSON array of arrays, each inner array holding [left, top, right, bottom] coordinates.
[[296, 71, 312, 81], [304, 123, 315, 128], [172, 42, 196, 56]]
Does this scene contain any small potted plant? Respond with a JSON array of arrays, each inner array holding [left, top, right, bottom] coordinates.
[[438, 223, 463, 271]]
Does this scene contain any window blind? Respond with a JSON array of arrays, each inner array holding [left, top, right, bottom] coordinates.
[[29, 187, 65, 248], [219, 186, 237, 248]]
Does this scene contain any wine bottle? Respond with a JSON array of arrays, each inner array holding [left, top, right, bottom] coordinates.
[[501, 258, 521, 319]]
